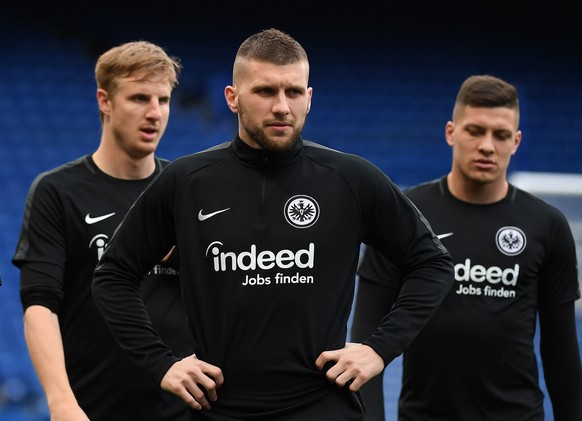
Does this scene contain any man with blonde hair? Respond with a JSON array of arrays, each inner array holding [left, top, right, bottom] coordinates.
[[13, 41, 191, 420]]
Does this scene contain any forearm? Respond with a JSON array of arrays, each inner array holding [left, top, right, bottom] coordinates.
[[23, 305, 79, 408]]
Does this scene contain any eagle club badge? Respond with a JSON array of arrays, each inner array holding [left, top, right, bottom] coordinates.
[[284, 195, 319, 228], [496, 226, 526, 256]]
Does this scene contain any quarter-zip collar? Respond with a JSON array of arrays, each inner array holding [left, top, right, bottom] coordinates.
[[230, 135, 303, 170]]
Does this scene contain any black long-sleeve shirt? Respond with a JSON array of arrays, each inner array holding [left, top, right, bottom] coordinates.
[[93, 137, 454, 419], [355, 176, 582, 420]]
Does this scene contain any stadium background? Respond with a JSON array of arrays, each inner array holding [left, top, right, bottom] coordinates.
[[0, 3, 580, 420]]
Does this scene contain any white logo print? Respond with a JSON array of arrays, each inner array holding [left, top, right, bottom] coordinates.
[[284, 195, 319, 228], [437, 232, 453, 240], [85, 212, 116, 224], [198, 208, 230, 221], [89, 234, 109, 260], [496, 226, 526, 256], [205, 241, 315, 271]]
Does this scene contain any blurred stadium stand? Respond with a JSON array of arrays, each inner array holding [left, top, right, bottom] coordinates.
[[1, 3, 580, 420]]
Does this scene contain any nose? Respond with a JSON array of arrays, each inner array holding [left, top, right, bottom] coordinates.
[[146, 99, 163, 120], [478, 133, 495, 154], [272, 92, 290, 115]]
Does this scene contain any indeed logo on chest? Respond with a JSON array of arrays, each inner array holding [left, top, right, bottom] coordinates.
[[206, 242, 315, 271], [454, 259, 519, 298], [452, 225, 526, 299], [454, 258, 519, 286], [205, 242, 316, 287]]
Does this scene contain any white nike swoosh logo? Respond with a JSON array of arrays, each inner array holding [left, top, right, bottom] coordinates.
[[85, 212, 116, 224], [198, 208, 230, 221], [437, 232, 454, 240]]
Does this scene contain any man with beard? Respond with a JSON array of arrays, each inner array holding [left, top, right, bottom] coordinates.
[[92, 28, 454, 420]]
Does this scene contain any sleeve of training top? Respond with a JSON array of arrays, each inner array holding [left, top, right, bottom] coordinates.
[[539, 302, 582, 420], [92, 166, 180, 386], [537, 206, 581, 305], [347, 157, 454, 365], [534, 195, 581, 419], [13, 173, 67, 313], [351, 245, 402, 342]]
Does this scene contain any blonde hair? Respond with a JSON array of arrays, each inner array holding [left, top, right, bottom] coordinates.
[[95, 41, 182, 122]]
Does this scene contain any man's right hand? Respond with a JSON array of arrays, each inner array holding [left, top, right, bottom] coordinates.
[[160, 354, 224, 411]]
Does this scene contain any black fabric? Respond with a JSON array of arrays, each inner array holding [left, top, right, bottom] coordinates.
[[351, 277, 399, 421], [539, 302, 582, 420], [13, 155, 191, 421], [354, 176, 581, 420], [93, 137, 454, 419]]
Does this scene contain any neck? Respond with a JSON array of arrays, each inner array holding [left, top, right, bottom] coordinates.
[[92, 146, 155, 180], [446, 173, 509, 204]]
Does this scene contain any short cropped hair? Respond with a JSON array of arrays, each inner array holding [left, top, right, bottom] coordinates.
[[232, 28, 309, 82], [453, 75, 520, 125]]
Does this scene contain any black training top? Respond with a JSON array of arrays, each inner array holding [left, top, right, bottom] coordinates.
[[358, 176, 581, 420], [93, 137, 454, 419], [12, 155, 191, 421]]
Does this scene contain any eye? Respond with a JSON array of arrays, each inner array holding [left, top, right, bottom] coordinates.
[[132, 94, 149, 103], [257, 88, 275, 96], [466, 126, 483, 137], [286, 89, 303, 98], [494, 131, 512, 141]]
